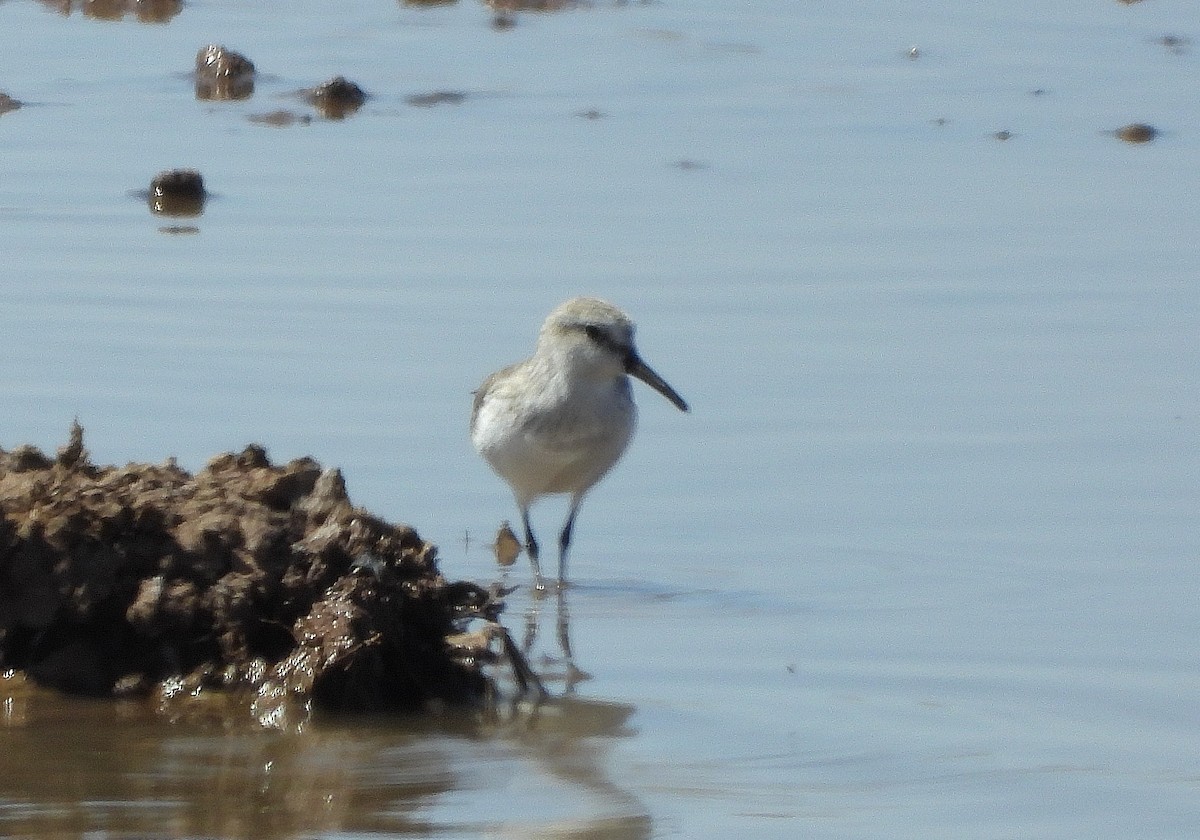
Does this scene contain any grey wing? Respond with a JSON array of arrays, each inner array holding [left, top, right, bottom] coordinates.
[[470, 363, 520, 435]]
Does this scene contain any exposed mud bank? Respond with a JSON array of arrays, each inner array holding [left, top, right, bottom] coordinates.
[[0, 424, 497, 726]]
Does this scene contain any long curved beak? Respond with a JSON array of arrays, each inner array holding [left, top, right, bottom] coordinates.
[[626, 353, 689, 412]]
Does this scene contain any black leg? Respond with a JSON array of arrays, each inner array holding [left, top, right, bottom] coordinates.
[[521, 507, 545, 590], [558, 499, 581, 587]]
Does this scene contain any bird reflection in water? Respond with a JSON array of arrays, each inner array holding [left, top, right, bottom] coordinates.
[[491, 523, 589, 696]]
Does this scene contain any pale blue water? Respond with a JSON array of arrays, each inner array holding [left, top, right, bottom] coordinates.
[[1, 0, 1198, 837]]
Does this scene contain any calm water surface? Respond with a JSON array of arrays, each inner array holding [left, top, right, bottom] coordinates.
[[2, 0, 1198, 837]]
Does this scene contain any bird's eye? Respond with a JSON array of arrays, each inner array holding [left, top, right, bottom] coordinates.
[[583, 324, 605, 344]]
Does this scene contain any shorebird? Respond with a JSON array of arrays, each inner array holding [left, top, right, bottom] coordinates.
[[471, 297, 689, 589]]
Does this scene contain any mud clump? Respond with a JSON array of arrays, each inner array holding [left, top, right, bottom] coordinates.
[[38, 0, 182, 22], [1113, 122, 1158, 144], [148, 168, 206, 216], [0, 423, 492, 725], [195, 44, 256, 101], [304, 76, 368, 120]]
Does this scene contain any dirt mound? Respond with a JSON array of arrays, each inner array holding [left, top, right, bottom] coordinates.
[[0, 423, 496, 725]]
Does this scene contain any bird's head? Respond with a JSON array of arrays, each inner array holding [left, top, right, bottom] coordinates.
[[540, 297, 689, 412]]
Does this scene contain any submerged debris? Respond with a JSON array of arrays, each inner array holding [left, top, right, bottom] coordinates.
[[486, 0, 578, 11], [0, 423, 498, 726], [1155, 34, 1190, 55], [406, 90, 468, 108], [248, 109, 314, 128]]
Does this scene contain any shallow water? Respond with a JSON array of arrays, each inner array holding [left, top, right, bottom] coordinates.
[[2, 0, 1199, 837]]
